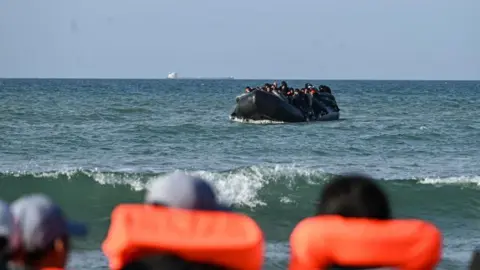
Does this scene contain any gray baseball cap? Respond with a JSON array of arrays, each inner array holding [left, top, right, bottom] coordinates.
[[10, 194, 88, 251], [145, 172, 230, 211]]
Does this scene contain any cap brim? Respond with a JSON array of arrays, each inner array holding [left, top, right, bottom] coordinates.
[[67, 221, 88, 237]]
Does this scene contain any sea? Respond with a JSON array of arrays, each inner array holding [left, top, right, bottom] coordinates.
[[0, 79, 479, 269]]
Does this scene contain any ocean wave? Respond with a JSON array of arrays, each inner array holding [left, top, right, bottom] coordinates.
[[1, 165, 478, 208]]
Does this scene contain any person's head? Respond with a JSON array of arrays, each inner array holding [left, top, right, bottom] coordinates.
[[316, 173, 391, 220], [469, 248, 480, 270], [245, 87, 251, 93], [10, 194, 88, 269], [319, 85, 332, 94], [145, 172, 230, 211]]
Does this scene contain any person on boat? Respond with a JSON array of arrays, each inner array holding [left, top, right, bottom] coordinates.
[[289, 173, 442, 270], [244, 87, 253, 93], [285, 88, 294, 103], [272, 81, 278, 90], [317, 85, 340, 112], [279, 81, 289, 95], [261, 84, 272, 93], [8, 194, 87, 270], [292, 89, 313, 119], [319, 84, 332, 94], [102, 172, 264, 270], [308, 86, 318, 95]]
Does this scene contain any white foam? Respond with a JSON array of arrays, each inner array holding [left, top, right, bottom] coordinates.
[[31, 164, 323, 208], [419, 175, 480, 186], [143, 164, 325, 208], [229, 116, 285, 125]]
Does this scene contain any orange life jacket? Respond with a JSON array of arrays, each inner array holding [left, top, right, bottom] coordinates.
[[289, 215, 442, 270], [102, 204, 264, 270]]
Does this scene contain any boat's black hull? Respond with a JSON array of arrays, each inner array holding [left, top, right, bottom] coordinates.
[[231, 90, 340, 123]]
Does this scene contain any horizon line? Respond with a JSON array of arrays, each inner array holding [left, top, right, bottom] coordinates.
[[1, 77, 479, 82]]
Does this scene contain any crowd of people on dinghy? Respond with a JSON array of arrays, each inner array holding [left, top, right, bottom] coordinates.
[[243, 81, 340, 120]]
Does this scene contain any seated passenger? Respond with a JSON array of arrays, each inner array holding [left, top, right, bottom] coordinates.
[[144, 172, 231, 211], [285, 88, 294, 104], [272, 81, 278, 90], [316, 174, 391, 219], [245, 87, 252, 93], [9, 194, 88, 270], [292, 89, 304, 109], [307, 87, 315, 95], [319, 85, 334, 95], [102, 172, 264, 270], [289, 174, 442, 270], [275, 81, 287, 94], [291, 91, 309, 119], [316, 85, 340, 112]]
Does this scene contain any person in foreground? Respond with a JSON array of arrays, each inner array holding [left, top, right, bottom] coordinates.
[[469, 248, 479, 270], [1, 200, 17, 270], [288, 173, 443, 270], [8, 194, 88, 270], [102, 172, 264, 270]]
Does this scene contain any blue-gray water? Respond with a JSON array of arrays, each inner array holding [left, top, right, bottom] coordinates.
[[0, 79, 479, 269]]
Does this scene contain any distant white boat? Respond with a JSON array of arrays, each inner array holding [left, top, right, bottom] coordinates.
[[167, 72, 178, 79], [166, 72, 234, 80]]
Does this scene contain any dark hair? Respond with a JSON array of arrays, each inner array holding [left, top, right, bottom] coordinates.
[[319, 85, 332, 94], [0, 237, 7, 253], [0, 237, 9, 270], [121, 254, 229, 270], [316, 174, 391, 220], [469, 249, 480, 270]]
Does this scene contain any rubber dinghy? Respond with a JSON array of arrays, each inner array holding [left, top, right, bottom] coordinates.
[[230, 90, 340, 122]]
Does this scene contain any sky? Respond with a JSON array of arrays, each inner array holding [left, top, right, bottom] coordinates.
[[0, 0, 479, 80]]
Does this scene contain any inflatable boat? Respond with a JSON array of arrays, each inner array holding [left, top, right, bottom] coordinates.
[[230, 90, 340, 123]]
